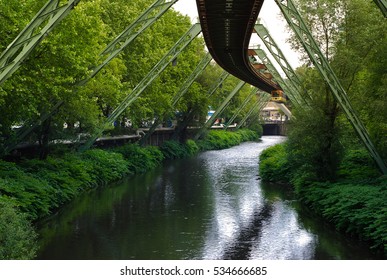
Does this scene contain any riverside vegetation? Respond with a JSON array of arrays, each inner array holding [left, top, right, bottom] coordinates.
[[259, 0, 386, 257], [259, 144, 387, 257], [0, 129, 260, 259], [0, 0, 265, 260]]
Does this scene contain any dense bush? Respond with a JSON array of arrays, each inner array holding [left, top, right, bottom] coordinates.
[[197, 129, 259, 151], [160, 140, 190, 159], [0, 149, 129, 221], [337, 149, 380, 181], [0, 160, 55, 219], [159, 139, 199, 159], [0, 128, 259, 259], [114, 144, 164, 173], [298, 179, 387, 253], [0, 199, 37, 259], [259, 143, 291, 183], [259, 142, 387, 255], [81, 149, 129, 184]]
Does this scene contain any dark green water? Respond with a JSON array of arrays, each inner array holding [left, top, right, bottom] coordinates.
[[36, 136, 382, 259]]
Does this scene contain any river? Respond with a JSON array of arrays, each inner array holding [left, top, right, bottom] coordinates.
[[36, 136, 381, 259]]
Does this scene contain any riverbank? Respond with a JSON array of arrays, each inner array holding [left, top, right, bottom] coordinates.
[[0, 129, 260, 259], [258, 143, 387, 257]]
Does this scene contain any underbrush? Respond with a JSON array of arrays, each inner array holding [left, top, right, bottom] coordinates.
[[0, 128, 259, 259], [298, 178, 387, 253], [258, 143, 290, 182], [258, 143, 387, 255], [197, 129, 259, 151], [159, 139, 198, 159]]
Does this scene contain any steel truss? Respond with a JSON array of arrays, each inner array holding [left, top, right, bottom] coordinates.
[[194, 80, 246, 140], [79, 0, 178, 85], [237, 92, 271, 129], [171, 70, 230, 140], [251, 47, 301, 108], [139, 52, 212, 145], [0, 0, 80, 86], [225, 87, 257, 128], [275, 0, 387, 174], [254, 23, 311, 105], [80, 23, 202, 151], [373, 0, 387, 17]]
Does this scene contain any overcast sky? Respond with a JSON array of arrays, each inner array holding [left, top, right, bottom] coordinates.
[[172, 0, 301, 71]]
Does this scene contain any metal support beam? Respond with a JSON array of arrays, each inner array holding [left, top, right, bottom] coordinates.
[[254, 23, 312, 105], [251, 48, 302, 108], [373, 0, 387, 17], [171, 69, 230, 140], [0, 0, 80, 85], [78, 0, 178, 85], [275, 0, 387, 174], [5, 0, 178, 153], [207, 70, 230, 97], [80, 23, 202, 151], [237, 93, 270, 129], [225, 87, 257, 128], [139, 52, 212, 145], [194, 80, 246, 140], [171, 52, 212, 106]]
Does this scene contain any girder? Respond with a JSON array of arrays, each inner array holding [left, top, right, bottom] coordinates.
[[207, 70, 230, 97], [5, 0, 178, 154], [79, 0, 178, 85], [275, 0, 387, 174], [196, 0, 281, 93], [171, 52, 212, 106], [80, 23, 202, 151], [171, 70, 231, 140], [225, 87, 257, 128], [0, 0, 80, 86], [250, 48, 302, 108], [237, 92, 270, 129], [139, 52, 212, 145], [194, 80, 246, 140], [254, 23, 308, 102], [373, 0, 387, 17]]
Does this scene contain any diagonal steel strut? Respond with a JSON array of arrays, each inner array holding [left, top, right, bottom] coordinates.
[[275, 0, 387, 174], [80, 23, 202, 151], [0, 0, 80, 86]]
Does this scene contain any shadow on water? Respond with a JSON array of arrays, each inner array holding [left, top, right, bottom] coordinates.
[[36, 137, 383, 260]]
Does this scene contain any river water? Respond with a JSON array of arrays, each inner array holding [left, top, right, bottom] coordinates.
[[36, 136, 381, 259]]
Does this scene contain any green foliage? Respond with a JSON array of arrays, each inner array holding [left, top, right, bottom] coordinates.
[[337, 149, 380, 180], [197, 129, 259, 151], [185, 139, 199, 156], [298, 179, 387, 254], [259, 141, 386, 254], [259, 143, 291, 183], [113, 144, 164, 174], [0, 160, 55, 219], [160, 140, 191, 159], [81, 149, 129, 185], [0, 199, 37, 260]]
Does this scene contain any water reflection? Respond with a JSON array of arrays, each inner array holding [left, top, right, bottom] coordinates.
[[199, 137, 316, 260], [37, 136, 381, 260]]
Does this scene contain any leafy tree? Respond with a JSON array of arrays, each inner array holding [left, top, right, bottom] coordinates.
[[286, 0, 386, 179], [0, 200, 37, 259]]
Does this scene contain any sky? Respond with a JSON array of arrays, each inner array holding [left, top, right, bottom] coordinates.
[[172, 0, 301, 72]]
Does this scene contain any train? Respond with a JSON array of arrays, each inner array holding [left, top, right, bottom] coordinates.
[[270, 89, 287, 103]]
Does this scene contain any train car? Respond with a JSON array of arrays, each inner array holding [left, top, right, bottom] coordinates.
[[270, 89, 287, 103]]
